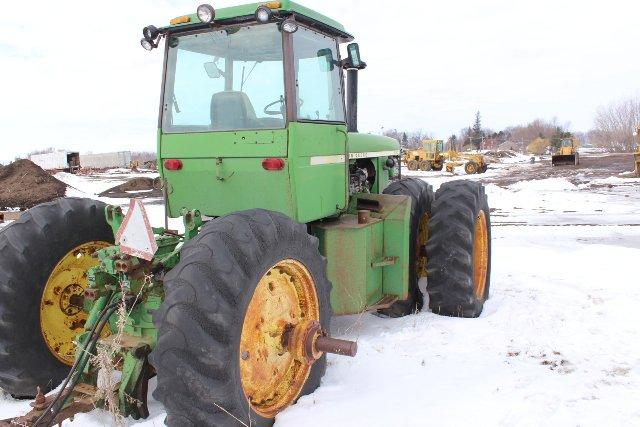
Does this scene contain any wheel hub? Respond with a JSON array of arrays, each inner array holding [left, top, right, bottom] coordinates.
[[239, 259, 320, 418], [239, 259, 356, 418], [40, 241, 111, 365]]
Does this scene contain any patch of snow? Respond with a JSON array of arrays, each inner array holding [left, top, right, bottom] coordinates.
[[509, 178, 577, 192]]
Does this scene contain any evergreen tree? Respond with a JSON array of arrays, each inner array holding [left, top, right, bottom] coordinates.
[[471, 111, 484, 149], [550, 127, 572, 151]]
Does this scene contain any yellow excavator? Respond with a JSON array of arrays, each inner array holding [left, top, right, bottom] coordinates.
[[634, 127, 640, 177], [403, 140, 445, 171], [551, 138, 579, 166]]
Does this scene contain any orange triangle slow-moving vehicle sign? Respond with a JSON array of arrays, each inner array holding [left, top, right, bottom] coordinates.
[[115, 199, 158, 261]]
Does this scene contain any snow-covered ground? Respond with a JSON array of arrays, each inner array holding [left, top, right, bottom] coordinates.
[[1, 155, 639, 426]]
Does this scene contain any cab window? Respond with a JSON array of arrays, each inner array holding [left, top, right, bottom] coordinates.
[[293, 27, 345, 123], [162, 24, 286, 133]]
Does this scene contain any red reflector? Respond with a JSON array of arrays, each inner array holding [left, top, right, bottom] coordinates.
[[262, 158, 285, 171], [164, 159, 183, 171]]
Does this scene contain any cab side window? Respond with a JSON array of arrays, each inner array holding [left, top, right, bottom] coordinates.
[[293, 27, 345, 123]]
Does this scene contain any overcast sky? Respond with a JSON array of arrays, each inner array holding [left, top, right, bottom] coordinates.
[[0, 0, 638, 163]]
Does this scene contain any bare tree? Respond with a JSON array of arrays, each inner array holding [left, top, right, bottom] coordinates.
[[383, 129, 433, 149], [590, 96, 640, 152]]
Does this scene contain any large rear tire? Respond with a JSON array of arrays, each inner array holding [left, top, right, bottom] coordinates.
[[380, 178, 434, 317], [151, 209, 332, 427], [426, 181, 491, 318], [0, 198, 113, 397]]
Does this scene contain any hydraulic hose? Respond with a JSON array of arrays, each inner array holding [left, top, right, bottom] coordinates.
[[33, 300, 119, 427]]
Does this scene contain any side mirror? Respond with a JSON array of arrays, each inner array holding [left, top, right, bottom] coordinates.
[[347, 43, 365, 69], [204, 62, 222, 78], [317, 48, 335, 72]]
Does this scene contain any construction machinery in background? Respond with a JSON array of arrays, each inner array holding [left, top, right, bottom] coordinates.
[[551, 138, 579, 166], [444, 150, 488, 174], [402, 141, 488, 175], [634, 127, 640, 177], [0, 3, 492, 426], [403, 139, 445, 171]]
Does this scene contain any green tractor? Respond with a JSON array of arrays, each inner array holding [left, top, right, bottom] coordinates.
[[0, 2, 492, 426]]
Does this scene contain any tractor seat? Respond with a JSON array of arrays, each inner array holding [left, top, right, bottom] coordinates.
[[210, 91, 258, 130]]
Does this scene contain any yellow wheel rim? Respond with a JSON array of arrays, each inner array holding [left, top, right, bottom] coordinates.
[[416, 212, 429, 278], [472, 211, 489, 300], [40, 241, 111, 365], [240, 259, 319, 418]]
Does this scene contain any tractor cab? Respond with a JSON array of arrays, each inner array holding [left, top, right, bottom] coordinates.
[[141, 2, 395, 223]]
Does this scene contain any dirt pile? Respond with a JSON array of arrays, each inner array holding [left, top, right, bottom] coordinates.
[[0, 160, 67, 209]]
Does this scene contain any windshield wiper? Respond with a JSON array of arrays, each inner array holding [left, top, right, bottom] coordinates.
[[172, 94, 181, 113], [240, 61, 259, 92]]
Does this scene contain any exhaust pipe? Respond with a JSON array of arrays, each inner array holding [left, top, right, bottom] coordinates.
[[347, 69, 358, 133]]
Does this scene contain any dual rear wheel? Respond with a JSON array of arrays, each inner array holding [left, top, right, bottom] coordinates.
[[383, 178, 491, 318]]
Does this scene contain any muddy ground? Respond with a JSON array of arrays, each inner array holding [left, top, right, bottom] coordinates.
[[484, 153, 635, 187]]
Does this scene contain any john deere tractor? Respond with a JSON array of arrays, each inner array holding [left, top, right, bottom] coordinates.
[[0, 2, 492, 426]]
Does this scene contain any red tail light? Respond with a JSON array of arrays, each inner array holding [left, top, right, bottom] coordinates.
[[262, 158, 285, 171], [164, 159, 183, 171]]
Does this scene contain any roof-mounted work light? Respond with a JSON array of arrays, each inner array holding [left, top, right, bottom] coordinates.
[[142, 25, 160, 42], [197, 4, 216, 23], [255, 5, 273, 23], [281, 18, 298, 33]]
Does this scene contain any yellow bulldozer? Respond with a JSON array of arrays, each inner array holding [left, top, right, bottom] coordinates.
[[403, 140, 445, 171], [444, 151, 488, 174], [551, 138, 579, 166]]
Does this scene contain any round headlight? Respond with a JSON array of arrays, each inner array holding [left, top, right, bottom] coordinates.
[[140, 38, 154, 51], [255, 6, 273, 23], [143, 25, 160, 42], [197, 4, 216, 23], [281, 19, 298, 33]]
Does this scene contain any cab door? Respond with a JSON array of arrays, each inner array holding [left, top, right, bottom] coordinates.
[[286, 26, 348, 223]]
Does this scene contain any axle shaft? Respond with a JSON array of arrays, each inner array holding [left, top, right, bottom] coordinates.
[[315, 336, 357, 357]]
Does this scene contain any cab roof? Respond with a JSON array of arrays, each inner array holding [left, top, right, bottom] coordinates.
[[164, 1, 353, 41]]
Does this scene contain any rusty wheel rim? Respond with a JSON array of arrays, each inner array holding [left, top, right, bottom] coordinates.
[[416, 212, 429, 278], [40, 241, 111, 365], [239, 259, 319, 418], [472, 211, 489, 300]]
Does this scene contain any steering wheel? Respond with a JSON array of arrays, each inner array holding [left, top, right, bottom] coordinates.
[[263, 97, 304, 116], [264, 98, 285, 116]]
